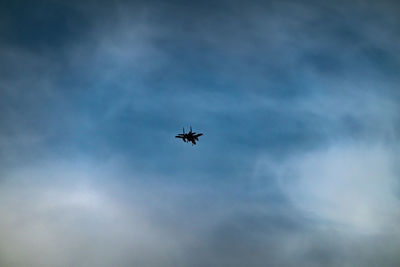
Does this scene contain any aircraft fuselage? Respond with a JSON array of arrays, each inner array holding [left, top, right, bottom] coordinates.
[[175, 127, 203, 145]]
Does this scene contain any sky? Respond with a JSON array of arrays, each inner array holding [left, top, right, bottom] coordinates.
[[1, 0, 400, 266]]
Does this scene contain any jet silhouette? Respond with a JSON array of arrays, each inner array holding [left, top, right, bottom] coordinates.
[[175, 126, 203, 145]]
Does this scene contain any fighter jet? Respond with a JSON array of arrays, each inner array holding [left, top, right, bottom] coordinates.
[[175, 126, 203, 145]]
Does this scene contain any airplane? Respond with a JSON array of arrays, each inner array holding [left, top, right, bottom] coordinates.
[[175, 126, 203, 145]]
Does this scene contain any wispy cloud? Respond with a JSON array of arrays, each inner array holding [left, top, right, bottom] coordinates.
[[1, 0, 400, 266]]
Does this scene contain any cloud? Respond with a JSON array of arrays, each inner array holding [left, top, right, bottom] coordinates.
[[1, 0, 400, 266], [0, 161, 183, 267], [276, 143, 400, 233], [0, 158, 245, 267]]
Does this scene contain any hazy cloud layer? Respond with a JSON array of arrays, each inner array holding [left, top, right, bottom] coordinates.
[[1, 0, 400, 266]]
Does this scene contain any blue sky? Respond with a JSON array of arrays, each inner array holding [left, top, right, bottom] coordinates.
[[1, 0, 400, 266]]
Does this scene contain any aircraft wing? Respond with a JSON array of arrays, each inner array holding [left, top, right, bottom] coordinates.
[[175, 135, 184, 138], [194, 133, 203, 137]]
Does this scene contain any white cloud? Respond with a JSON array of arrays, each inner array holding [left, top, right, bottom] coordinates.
[[0, 161, 184, 267], [271, 143, 400, 234]]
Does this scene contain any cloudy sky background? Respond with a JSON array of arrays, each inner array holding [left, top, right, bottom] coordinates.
[[1, 0, 400, 266]]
